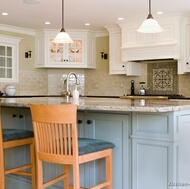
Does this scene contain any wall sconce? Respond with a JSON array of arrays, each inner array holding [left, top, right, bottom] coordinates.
[[100, 52, 108, 59], [25, 51, 32, 58]]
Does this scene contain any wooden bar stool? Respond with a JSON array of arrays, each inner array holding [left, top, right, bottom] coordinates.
[[0, 109, 36, 189], [29, 104, 115, 189]]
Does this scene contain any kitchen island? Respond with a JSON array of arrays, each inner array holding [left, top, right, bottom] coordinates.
[[1, 97, 190, 189]]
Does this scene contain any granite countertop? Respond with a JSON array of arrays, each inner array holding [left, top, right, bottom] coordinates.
[[1, 96, 190, 112]]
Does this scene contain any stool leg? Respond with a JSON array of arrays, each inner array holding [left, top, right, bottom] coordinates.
[[30, 141, 36, 189], [0, 151, 5, 189], [36, 158, 43, 189], [106, 152, 113, 189], [73, 163, 80, 189], [64, 165, 70, 189]]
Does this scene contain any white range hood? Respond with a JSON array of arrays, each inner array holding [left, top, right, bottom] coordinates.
[[118, 15, 184, 73]]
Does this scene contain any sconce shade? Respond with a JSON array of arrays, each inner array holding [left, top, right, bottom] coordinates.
[[137, 14, 163, 33], [53, 28, 73, 43], [53, 0, 73, 43], [137, 0, 163, 33]]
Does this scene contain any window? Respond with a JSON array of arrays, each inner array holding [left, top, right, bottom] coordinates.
[[0, 35, 22, 82]]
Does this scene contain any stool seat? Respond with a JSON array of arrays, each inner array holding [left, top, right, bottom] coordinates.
[[78, 138, 115, 155], [2, 129, 34, 142]]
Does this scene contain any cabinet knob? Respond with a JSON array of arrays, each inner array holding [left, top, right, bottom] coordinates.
[[12, 114, 17, 118], [122, 65, 125, 68], [186, 62, 189, 65], [87, 120, 92, 124], [78, 120, 83, 124], [19, 115, 23, 118]]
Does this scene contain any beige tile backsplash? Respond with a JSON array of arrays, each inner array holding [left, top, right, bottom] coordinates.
[[0, 70, 48, 96], [84, 65, 147, 96], [0, 63, 189, 97], [179, 74, 190, 96]]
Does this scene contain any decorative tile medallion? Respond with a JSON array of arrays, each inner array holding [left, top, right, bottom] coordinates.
[[147, 60, 178, 95]]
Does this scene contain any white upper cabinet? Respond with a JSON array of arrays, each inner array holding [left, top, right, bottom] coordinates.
[[105, 25, 141, 76], [183, 17, 190, 73], [105, 26, 125, 74], [35, 30, 96, 69]]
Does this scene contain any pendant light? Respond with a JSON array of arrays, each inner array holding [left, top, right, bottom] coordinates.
[[53, 0, 73, 43], [137, 0, 163, 33]]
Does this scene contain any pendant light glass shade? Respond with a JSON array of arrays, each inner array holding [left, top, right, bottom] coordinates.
[[137, 0, 163, 33], [53, 0, 73, 43], [137, 14, 163, 33], [53, 28, 73, 43]]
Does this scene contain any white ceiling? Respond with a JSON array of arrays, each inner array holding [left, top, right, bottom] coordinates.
[[1, 0, 190, 31]]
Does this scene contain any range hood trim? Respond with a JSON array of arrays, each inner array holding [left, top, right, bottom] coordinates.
[[127, 58, 175, 63], [121, 42, 178, 50], [121, 43, 180, 62]]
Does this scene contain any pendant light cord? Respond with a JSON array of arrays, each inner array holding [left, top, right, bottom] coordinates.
[[62, 0, 64, 29], [147, 0, 153, 19], [149, 0, 151, 15]]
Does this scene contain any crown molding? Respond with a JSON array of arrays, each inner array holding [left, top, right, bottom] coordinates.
[[95, 30, 108, 37], [0, 24, 108, 38], [0, 24, 35, 36]]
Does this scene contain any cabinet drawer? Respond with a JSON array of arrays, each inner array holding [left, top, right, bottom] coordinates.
[[132, 112, 174, 140]]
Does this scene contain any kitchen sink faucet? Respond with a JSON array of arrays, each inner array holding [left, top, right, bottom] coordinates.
[[64, 72, 80, 103]]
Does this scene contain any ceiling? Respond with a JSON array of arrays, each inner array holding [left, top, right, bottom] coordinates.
[[1, 0, 190, 31]]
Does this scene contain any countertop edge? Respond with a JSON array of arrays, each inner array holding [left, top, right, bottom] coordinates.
[[0, 96, 190, 113]]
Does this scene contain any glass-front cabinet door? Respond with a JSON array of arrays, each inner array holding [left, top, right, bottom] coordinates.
[[68, 39, 82, 63], [0, 35, 22, 82], [48, 38, 83, 65]]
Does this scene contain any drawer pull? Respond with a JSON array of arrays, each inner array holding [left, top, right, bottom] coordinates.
[[12, 114, 17, 118], [19, 115, 23, 118], [77, 120, 83, 124], [87, 120, 92, 124]]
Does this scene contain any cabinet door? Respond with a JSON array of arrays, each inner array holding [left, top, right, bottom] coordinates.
[[1, 107, 32, 130], [132, 139, 173, 189], [77, 111, 85, 137], [84, 112, 131, 189], [1, 107, 20, 129], [109, 31, 125, 74], [49, 38, 69, 63], [177, 114, 190, 186], [184, 23, 190, 72], [18, 108, 33, 130]]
